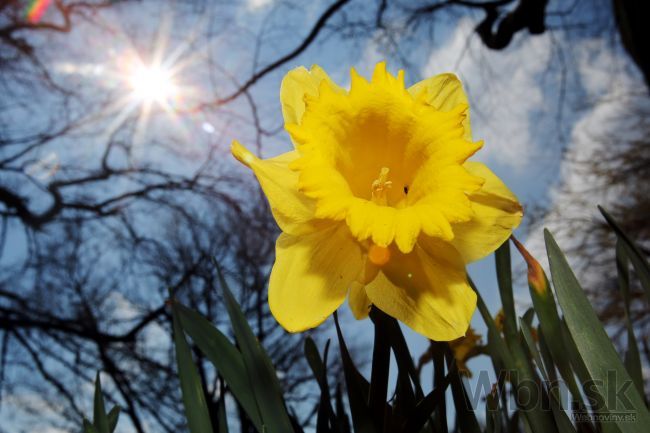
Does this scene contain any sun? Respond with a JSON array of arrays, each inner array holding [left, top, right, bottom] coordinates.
[[128, 64, 178, 103]]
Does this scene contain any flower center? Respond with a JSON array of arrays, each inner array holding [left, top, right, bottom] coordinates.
[[371, 167, 392, 206]]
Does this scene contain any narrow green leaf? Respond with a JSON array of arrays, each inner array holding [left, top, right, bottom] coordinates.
[[519, 319, 549, 383], [384, 317, 431, 432], [334, 312, 376, 433], [315, 400, 331, 433], [615, 241, 644, 398], [545, 229, 650, 432], [172, 309, 214, 433], [83, 419, 98, 433], [445, 351, 481, 433], [304, 337, 329, 393], [522, 415, 534, 433], [468, 277, 514, 369], [304, 338, 337, 433], [392, 368, 416, 431], [550, 404, 577, 433], [495, 242, 518, 344], [174, 302, 263, 431], [520, 320, 576, 433], [368, 308, 391, 431], [399, 363, 452, 433], [107, 406, 120, 433], [599, 206, 650, 302], [219, 270, 294, 433], [469, 280, 512, 428], [537, 328, 558, 384], [511, 237, 584, 405], [508, 411, 521, 433], [522, 308, 535, 326], [93, 373, 110, 433], [559, 320, 611, 433], [385, 316, 424, 400], [431, 342, 447, 433], [335, 384, 352, 433], [486, 388, 501, 433], [487, 250, 559, 433], [217, 396, 229, 433]]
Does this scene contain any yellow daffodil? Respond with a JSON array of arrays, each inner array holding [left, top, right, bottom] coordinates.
[[231, 62, 522, 340]]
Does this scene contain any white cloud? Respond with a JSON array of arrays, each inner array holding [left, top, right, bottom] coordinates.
[[422, 19, 554, 169], [523, 36, 648, 283]]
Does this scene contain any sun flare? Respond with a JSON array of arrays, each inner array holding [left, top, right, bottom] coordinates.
[[128, 64, 177, 103]]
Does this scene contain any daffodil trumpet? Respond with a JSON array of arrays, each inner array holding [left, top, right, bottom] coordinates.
[[232, 62, 522, 341]]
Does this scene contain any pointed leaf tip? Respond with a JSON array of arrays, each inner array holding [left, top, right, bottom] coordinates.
[[511, 236, 548, 295]]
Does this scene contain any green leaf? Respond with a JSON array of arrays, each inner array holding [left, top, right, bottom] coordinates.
[[559, 320, 614, 433], [536, 329, 558, 384], [495, 242, 518, 343], [93, 373, 110, 433], [549, 404, 577, 433], [172, 309, 214, 433], [523, 309, 535, 327], [174, 302, 263, 431], [217, 396, 229, 433], [83, 419, 98, 433], [511, 237, 584, 405], [304, 337, 337, 433], [545, 229, 650, 432], [392, 368, 416, 431], [486, 388, 501, 433], [508, 411, 521, 433], [334, 312, 376, 433], [490, 248, 559, 433], [219, 269, 294, 433], [431, 342, 447, 433], [469, 282, 512, 428], [385, 316, 424, 400], [107, 406, 120, 433], [468, 277, 514, 370], [519, 319, 549, 384], [368, 308, 391, 431], [520, 320, 576, 433], [599, 206, 650, 302], [335, 384, 352, 433], [615, 241, 644, 398], [399, 362, 451, 433], [383, 316, 431, 432], [445, 351, 481, 433]]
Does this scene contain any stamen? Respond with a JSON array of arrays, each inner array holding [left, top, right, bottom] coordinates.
[[371, 167, 392, 205]]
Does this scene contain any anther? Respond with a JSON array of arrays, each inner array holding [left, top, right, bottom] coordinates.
[[371, 167, 392, 205]]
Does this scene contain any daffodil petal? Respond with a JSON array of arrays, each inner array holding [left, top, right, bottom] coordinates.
[[451, 161, 523, 263], [348, 281, 371, 320], [269, 223, 364, 332], [394, 207, 421, 253], [365, 239, 476, 341], [408, 73, 472, 140], [231, 141, 320, 235], [280, 65, 344, 128]]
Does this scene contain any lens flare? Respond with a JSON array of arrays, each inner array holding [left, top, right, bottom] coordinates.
[[26, 0, 52, 23], [128, 65, 177, 103]]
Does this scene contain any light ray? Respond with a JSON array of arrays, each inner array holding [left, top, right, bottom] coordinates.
[[63, 5, 215, 151]]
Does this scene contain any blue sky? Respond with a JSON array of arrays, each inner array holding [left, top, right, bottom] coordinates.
[[1, 0, 644, 431]]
